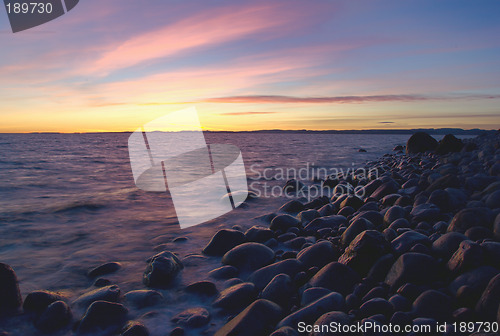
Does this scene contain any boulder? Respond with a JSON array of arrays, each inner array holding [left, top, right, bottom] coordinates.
[[122, 321, 149, 336], [296, 241, 339, 269], [143, 251, 183, 288], [35, 301, 72, 333], [184, 281, 218, 297], [215, 299, 282, 336], [270, 215, 300, 232], [358, 298, 393, 319], [203, 229, 246, 256], [391, 231, 430, 255], [339, 230, 391, 276], [384, 206, 407, 227], [245, 226, 274, 243], [310, 311, 351, 336], [279, 200, 304, 213], [304, 215, 347, 232], [261, 274, 294, 308], [23, 290, 64, 314], [340, 218, 375, 247], [77, 301, 128, 334], [447, 240, 483, 274], [436, 134, 464, 154], [449, 266, 499, 296], [208, 265, 238, 280], [412, 290, 452, 321], [248, 259, 304, 290], [171, 307, 210, 327], [88, 262, 121, 278], [74, 285, 121, 307], [385, 253, 441, 290], [0, 263, 22, 315], [406, 132, 438, 154], [431, 232, 468, 261], [447, 207, 494, 233], [222, 243, 275, 272], [124, 290, 163, 309], [475, 274, 500, 322], [307, 262, 360, 295], [213, 282, 258, 310]]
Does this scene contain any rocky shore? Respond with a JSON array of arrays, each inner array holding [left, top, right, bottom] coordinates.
[[1, 130, 499, 336]]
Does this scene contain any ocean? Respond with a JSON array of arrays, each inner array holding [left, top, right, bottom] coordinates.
[[0, 132, 450, 335]]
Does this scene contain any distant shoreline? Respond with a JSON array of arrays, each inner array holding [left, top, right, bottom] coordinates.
[[0, 128, 495, 135]]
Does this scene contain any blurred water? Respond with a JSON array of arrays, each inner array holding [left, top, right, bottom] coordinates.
[[0, 132, 414, 335]]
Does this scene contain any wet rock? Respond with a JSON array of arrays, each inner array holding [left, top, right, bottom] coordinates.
[[223, 278, 243, 289], [297, 241, 339, 269], [406, 132, 438, 154], [222, 243, 275, 271], [270, 326, 299, 336], [340, 196, 364, 210], [431, 232, 468, 261], [277, 232, 297, 242], [169, 327, 184, 336], [384, 206, 407, 227], [213, 282, 258, 310], [412, 290, 452, 321], [359, 298, 393, 319], [88, 262, 121, 278], [172, 307, 210, 327], [74, 285, 121, 307], [77, 301, 128, 335], [245, 226, 274, 243], [449, 266, 499, 296], [184, 281, 218, 297], [304, 215, 347, 232], [215, 299, 283, 336], [283, 179, 305, 194], [277, 292, 344, 328], [340, 218, 375, 247], [35, 301, 72, 333], [23, 290, 64, 314], [447, 240, 483, 274], [270, 214, 300, 232], [202, 229, 246, 256], [391, 231, 430, 255], [297, 209, 320, 224], [208, 265, 238, 280], [447, 207, 494, 233], [307, 262, 360, 295], [311, 312, 351, 336], [124, 290, 163, 309], [0, 263, 22, 315], [143, 251, 183, 288], [385, 253, 441, 290], [279, 200, 304, 213], [94, 278, 111, 287], [339, 230, 391, 276], [261, 274, 294, 308], [475, 273, 500, 321], [371, 180, 400, 200], [301, 287, 332, 306], [436, 134, 464, 154], [122, 321, 149, 336], [248, 259, 304, 290]]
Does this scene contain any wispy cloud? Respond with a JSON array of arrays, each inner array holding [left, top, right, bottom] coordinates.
[[202, 94, 500, 104], [220, 111, 279, 116], [379, 121, 394, 124]]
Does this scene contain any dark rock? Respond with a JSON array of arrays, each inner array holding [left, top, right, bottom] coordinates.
[[391, 231, 430, 255], [276, 292, 344, 328], [172, 307, 210, 327], [88, 262, 121, 278], [465, 226, 492, 241], [213, 282, 258, 310], [410, 203, 441, 222], [340, 196, 364, 210], [481, 242, 500, 269], [297, 241, 339, 269], [215, 299, 282, 336], [359, 298, 393, 318], [351, 211, 384, 227], [23, 290, 63, 314], [301, 287, 332, 306], [203, 229, 246, 256], [223, 278, 243, 289], [77, 301, 128, 334], [94, 278, 111, 287], [277, 232, 297, 242], [383, 228, 397, 242], [74, 285, 121, 307], [283, 179, 305, 193], [340, 218, 374, 247], [426, 174, 461, 192], [248, 259, 304, 290], [297, 210, 320, 224], [124, 290, 163, 309], [428, 190, 451, 211], [222, 243, 274, 271], [436, 134, 464, 154], [431, 232, 468, 261], [169, 327, 185, 336], [447, 240, 483, 274], [245, 226, 274, 243], [447, 207, 494, 233], [412, 290, 452, 321], [494, 213, 500, 240], [384, 206, 407, 227], [311, 311, 351, 336], [0, 263, 22, 315], [486, 190, 500, 209], [283, 237, 307, 250], [475, 273, 500, 321], [390, 311, 412, 326], [337, 206, 355, 218], [393, 145, 404, 151], [371, 180, 400, 200], [361, 286, 387, 302], [122, 321, 149, 336], [397, 283, 425, 301], [270, 215, 300, 232], [307, 262, 360, 295], [452, 307, 475, 321], [366, 254, 395, 282], [279, 200, 304, 213], [143, 252, 183, 288], [385, 253, 441, 290], [449, 266, 499, 296], [184, 281, 218, 297], [339, 230, 391, 276], [388, 294, 411, 312], [270, 327, 299, 336], [406, 132, 438, 154], [261, 274, 294, 308], [35, 301, 72, 333], [304, 215, 347, 232], [208, 265, 238, 279], [388, 218, 411, 230]]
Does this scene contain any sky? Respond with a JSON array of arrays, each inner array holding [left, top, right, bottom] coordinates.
[[0, 0, 499, 132]]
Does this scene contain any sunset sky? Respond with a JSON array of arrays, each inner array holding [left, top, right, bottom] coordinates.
[[1, 0, 499, 132]]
